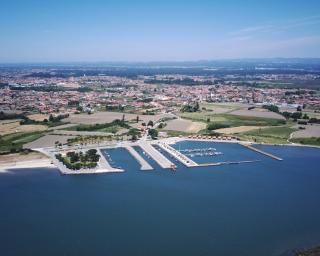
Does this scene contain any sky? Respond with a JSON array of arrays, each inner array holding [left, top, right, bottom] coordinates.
[[0, 0, 320, 62]]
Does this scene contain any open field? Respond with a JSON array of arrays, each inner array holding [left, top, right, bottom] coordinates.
[[229, 109, 285, 120], [65, 111, 174, 124], [164, 119, 206, 133], [180, 112, 286, 127], [291, 124, 320, 138], [24, 134, 76, 149], [27, 114, 49, 121], [238, 126, 297, 144], [200, 103, 239, 113], [214, 125, 267, 134], [0, 120, 48, 135]]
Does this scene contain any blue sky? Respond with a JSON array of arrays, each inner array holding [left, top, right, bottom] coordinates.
[[1, 0, 320, 62]]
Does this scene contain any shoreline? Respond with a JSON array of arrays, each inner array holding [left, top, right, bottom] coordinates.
[[1, 138, 319, 173], [0, 159, 55, 173]]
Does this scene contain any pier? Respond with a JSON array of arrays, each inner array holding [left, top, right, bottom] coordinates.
[[242, 144, 283, 161], [124, 146, 153, 171], [139, 141, 175, 169], [157, 142, 198, 167], [198, 160, 261, 167]]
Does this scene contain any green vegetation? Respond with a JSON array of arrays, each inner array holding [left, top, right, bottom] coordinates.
[[148, 129, 158, 139], [55, 149, 100, 170], [181, 102, 200, 113], [67, 119, 130, 133], [128, 128, 141, 141], [207, 122, 230, 130], [0, 111, 25, 120], [19, 114, 69, 127], [290, 137, 320, 146], [66, 135, 112, 145], [238, 126, 297, 144], [0, 132, 44, 154], [161, 130, 193, 137], [262, 104, 279, 113]]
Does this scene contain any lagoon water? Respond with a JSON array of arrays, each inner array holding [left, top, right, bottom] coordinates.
[[1, 142, 320, 256]]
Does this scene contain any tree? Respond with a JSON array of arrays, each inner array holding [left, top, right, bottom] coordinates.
[[147, 120, 154, 127], [136, 115, 139, 123], [148, 129, 158, 139], [297, 106, 302, 112], [206, 118, 211, 123], [303, 113, 309, 119]]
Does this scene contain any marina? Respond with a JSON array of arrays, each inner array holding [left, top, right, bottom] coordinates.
[[38, 138, 285, 174], [124, 146, 153, 171]]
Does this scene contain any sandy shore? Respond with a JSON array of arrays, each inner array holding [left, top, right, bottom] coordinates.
[[0, 152, 55, 173]]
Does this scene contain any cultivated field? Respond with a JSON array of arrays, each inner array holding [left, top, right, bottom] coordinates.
[[0, 120, 48, 136], [165, 119, 206, 133], [24, 134, 76, 149], [291, 124, 320, 138], [229, 109, 285, 120], [214, 126, 267, 134], [238, 126, 297, 144], [27, 114, 49, 122]]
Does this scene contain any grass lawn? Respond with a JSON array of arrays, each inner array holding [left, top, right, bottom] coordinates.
[[238, 126, 297, 144], [0, 132, 45, 153]]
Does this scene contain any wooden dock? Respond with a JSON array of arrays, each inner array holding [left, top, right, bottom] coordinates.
[[242, 144, 283, 161]]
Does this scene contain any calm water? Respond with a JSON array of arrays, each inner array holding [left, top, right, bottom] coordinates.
[[1, 142, 320, 256]]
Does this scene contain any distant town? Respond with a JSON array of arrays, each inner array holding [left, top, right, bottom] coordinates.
[[1, 60, 320, 169]]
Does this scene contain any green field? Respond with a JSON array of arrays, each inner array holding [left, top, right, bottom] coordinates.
[[65, 120, 130, 134], [179, 112, 285, 127], [238, 126, 297, 144], [0, 132, 44, 153]]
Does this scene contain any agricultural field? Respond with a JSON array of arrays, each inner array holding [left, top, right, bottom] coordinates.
[[27, 114, 49, 122], [23, 134, 77, 149], [291, 124, 320, 138], [238, 126, 297, 144], [229, 109, 285, 120], [0, 120, 48, 136], [164, 119, 206, 133], [214, 125, 267, 134], [180, 112, 286, 127], [0, 132, 45, 153]]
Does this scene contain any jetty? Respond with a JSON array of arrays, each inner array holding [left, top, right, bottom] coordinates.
[[157, 142, 198, 167], [198, 160, 260, 167], [139, 141, 175, 169], [124, 146, 153, 171], [242, 144, 283, 161]]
